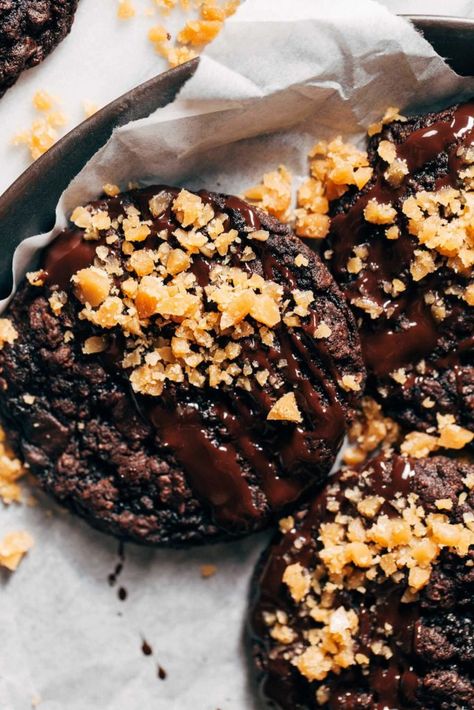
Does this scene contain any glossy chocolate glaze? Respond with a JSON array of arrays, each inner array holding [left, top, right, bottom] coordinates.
[[44, 229, 98, 289], [328, 102, 474, 380], [42, 187, 356, 531], [250, 456, 443, 710]]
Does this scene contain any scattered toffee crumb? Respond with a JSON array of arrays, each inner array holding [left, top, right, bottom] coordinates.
[[157, 665, 167, 680], [200, 563, 217, 578]]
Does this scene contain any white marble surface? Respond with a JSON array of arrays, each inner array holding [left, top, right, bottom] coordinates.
[[0, 2, 473, 710]]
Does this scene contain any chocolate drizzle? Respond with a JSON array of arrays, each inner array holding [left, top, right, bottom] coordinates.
[[44, 229, 99, 289], [40, 185, 359, 532], [328, 101, 474, 379]]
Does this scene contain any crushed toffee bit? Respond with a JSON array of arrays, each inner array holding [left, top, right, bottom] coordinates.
[[0, 426, 25, 504], [147, 0, 239, 67], [343, 397, 400, 466], [244, 166, 292, 222], [117, 0, 136, 19], [66, 188, 320, 403], [103, 183, 121, 198], [148, 24, 170, 44], [155, 43, 197, 68], [26, 270, 46, 287], [367, 106, 406, 137], [83, 100, 99, 118], [267, 392, 302, 423], [339, 374, 362, 392], [177, 19, 223, 45], [13, 91, 68, 160], [200, 563, 217, 578], [401, 180, 474, 274], [363, 198, 397, 225], [0, 319, 18, 349], [314, 321, 331, 339], [32, 90, 55, 112], [294, 253, 309, 267], [295, 138, 372, 239], [401, 414, 473, 458], [0, 530, 34, 571]]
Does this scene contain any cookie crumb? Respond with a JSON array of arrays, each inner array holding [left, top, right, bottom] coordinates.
[[294, 254, 309, 267]]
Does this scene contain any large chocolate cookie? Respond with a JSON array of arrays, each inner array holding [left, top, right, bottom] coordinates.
[[0, 0, 78, 97], [0, 186, 365, 545], [250, 453, 474, 709], [326, 102, 474, 433]]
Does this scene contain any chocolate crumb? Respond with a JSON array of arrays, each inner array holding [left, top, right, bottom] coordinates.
[[142, 640, 153, 656], [108, 542, 125, 586]]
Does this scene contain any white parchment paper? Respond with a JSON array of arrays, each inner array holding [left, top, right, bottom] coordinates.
[[2, 2, 474, 709]]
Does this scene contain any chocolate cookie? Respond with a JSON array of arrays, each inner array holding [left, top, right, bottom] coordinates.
[[0, 0, 78, 97], [250, 453, 474, 709], [326, 102, 474, 433], [0, 186, 365, 545]]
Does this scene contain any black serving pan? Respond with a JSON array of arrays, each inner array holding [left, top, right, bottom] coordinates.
[[0, 14, 472, 296]]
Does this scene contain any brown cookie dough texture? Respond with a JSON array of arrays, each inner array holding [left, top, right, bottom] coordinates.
[[326, 102, 474, 435], [0, 1, 79, 97], [250, 453, 474, 709], [0, 185, 365, 545]]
